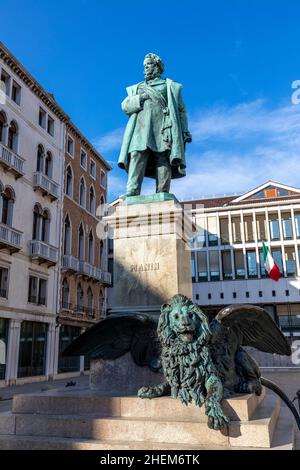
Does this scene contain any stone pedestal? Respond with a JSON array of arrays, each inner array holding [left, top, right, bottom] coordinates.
[[105, 194, 193, 314]]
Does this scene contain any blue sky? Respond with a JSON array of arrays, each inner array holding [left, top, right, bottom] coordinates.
[[2, 0, 300, 201]]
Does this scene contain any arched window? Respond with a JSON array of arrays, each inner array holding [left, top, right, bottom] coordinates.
[[7, 121, 18, 152], [99, 288, 105, 316], [77, 283, 84, 312], [99, 240, 104, 270], [87, 287, 93, 314], [45, 151, 52, 178], [1, 187, 15, 226], [41, 209, 50, 242], [89, 186, 95, 215], [64, 215, 71, 255], [32, 204, 43, 240], [36, 144, 44, 172], [65, 165, 73, 197], [79, 177, 86, 208], [61, 278, 69, 309], [88, 231, 94, 264], [0, 111, 7, 143], [78, 223, 85, 261]]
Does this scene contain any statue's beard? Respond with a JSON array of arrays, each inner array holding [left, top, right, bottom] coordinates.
[[144, 68, 160, 81]]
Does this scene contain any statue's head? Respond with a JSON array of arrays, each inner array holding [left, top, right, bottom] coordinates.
[[143, 53, 164, 81], [158, 294, 211, 346]]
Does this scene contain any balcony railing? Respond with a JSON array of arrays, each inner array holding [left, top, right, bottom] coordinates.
[[76, 260, 111, 285], [0, 222, 22, 253], [0, 142, 25, 178], [62, 255, 79, 272], [33, 172, 59, 201], [30, 240, 58, 266], [279, 315, 300, 330]]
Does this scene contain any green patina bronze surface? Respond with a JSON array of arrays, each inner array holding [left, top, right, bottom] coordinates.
[[118, 53, 192, 197], [122, 192, 178, 206]]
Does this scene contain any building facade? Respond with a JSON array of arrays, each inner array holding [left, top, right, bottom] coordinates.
[[0, 42, 111, 386], [57, 123, 111, 375], [187, 181, 300, 338]]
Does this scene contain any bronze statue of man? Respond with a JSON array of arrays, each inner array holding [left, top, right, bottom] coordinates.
[[118, 53, 192, 196]]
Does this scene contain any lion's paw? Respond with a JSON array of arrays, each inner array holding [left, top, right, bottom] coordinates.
[[205, 400, 229, 430], [137, 386, 155, 399]]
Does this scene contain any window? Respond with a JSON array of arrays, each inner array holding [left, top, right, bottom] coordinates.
[[7, 121, 18, 152], [64, 215, 71, 255], [47, 116, 54, 136], [89, 186, 95, 214], [90, 159, 96, 179], [32, 205, 50, 242], [0, 319, 8, 380], [295, 212, 300, 238], [100, 170, 106, 188], [1, 187, 14, 226], [99, 289, 105, 316], [76, 283, 84, 312], [193, 216, 206, 248], [78, 224, 85, 261], [220, 217, 229, 244], [58, 326, 80, 373], [0, 111, 6, 143], [269, 214, 280, 241], [234, 250, 245, 278], [99, 240, 104, 270], [80, 149, 87, 169], [45, 151, 52, 178], [18, 321, 47, 378], [197, 251, 207, 281], [79, 177, 86, 207], [65, 165, 73, 197], [232, 216, 242, 243], [207, 217, 218, 246], [11, 81, 21, 105], [222, 250, 233, 280], [259, 251, 267, 277], [36, 144, 44, 172], [1, 69, 10, 96], [28, 276, 47, 305], [61, 278, 70, 309], [87, 287, 93, 314], [39, 108, 46, 129], [0, 267, 8, 298], [108, 258, 114, 285], [191, 252, 196, 283], [281, 213, 293, 240], [88, 231, 94, 264], [244, 215, 254, 242], [256, 214, 267, 241], [67, 135, 74, 156], [209, 251, 220, 281], [247, 251, 258, 278], [41, 210, 50, 243], [285, 248, 296, 277]]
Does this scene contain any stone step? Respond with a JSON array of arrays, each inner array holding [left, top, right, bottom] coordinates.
[[12, 386, 266, 422], [6, 395, 279, 448]]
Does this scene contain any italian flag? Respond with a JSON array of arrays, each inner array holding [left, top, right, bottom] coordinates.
[[262, 242, 280, 282]]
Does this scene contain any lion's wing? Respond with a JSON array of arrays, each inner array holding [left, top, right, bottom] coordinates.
[[62, 313, 160, 367], [214, 304, 291, 355]]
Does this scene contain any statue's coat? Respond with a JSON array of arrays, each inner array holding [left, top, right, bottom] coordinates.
[[118, 78, 189, 179]]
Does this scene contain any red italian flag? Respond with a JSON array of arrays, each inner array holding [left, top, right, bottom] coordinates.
[[262, 242, 280, 281]]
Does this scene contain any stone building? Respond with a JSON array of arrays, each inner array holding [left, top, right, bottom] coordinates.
[[0, 42, 111, 386]]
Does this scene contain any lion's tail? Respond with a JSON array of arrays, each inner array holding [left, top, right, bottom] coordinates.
[[261, 376, 300, 431]]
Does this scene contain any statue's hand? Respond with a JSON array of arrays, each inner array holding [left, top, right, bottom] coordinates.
[[140, 92, 150, 104], [183, 131, 192, 143]]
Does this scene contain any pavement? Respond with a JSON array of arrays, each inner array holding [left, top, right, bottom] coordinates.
[[0, 369, 299, 449]]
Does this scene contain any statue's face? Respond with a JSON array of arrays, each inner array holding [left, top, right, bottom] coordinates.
[[143, 58, 160, 80], [168, 304, 203, 343]]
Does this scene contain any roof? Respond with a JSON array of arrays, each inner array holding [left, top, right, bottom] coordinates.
[[0, 41, 111, 171]]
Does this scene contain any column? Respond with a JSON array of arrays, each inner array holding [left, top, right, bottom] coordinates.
[[5, 319, 22, 385], [45, 322, 56, 380]]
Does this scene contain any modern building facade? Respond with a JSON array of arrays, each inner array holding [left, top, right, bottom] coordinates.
[[0, 42, 111, 386], [187, 181, 300, 338]]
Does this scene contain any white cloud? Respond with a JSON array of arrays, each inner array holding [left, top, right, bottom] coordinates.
[[93, 127, 124, 153]]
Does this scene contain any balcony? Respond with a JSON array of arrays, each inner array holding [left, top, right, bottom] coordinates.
[[0, 142, 25, 178], [0, 222, 22, 253], [59, 302, 98, 324], [76, 260, 111, 285], [30, 240, 58, 266], [62, 255, 79, 273], [33, 172, 59, 201]]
